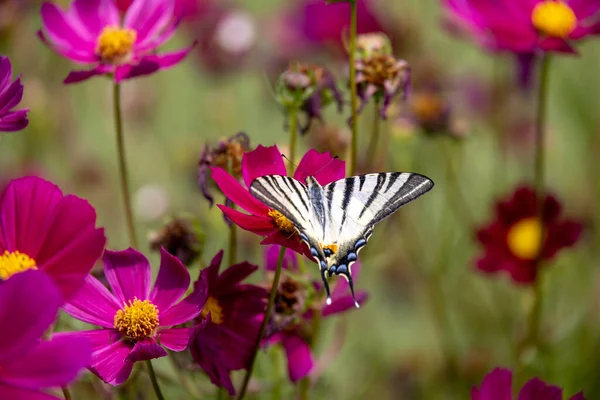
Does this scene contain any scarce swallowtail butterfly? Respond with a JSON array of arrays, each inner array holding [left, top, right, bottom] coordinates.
[[250, 172, 434, 307]]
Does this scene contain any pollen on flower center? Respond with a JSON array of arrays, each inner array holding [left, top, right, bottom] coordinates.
[[114, 298, 159, 340], [531, 1, 577, 38], [506, 217, 544, 260], [200, 296, 224, 324], [0, 250, 37, 280], [96, 26, 137, 64], [268, 209, 296, 235]]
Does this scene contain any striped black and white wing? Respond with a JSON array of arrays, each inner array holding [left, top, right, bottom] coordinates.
[[321, 172, 434, 288]]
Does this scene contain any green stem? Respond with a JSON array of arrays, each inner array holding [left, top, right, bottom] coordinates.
[[366, 98, 381, 169], [61, 386, 72, 400], [113, 83, 138, 248], [288, 107, 298, 175], [237, 247, 286, 400], [145, 360, 165, 400], [348, 0, 358, 176]]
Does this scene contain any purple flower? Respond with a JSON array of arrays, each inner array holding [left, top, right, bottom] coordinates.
[[61, 248, 207, 385], [0, 56, 29, 133], [264, 246, 368, 382], [0, 176, 106, 300], [0, 271, 91, 399], [190, 251, 267, 395], [38, 0, 194, 84], [472, 368, 585, 399]]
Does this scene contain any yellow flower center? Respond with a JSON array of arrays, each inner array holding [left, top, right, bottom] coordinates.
[[506, 217, 544, 260], [200, 296, 224, 324], [96, 26, 137, 64], [531, 1, 577, 38], [268, 209, 296, 235], [114, 298, 159, 340], [0, 250, 37, 280]]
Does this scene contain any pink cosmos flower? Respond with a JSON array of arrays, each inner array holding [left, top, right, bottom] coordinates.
[[61, 248, 207, 385], [211, 145, 345, 256], [117, 0, 204, 20], [38, 0, 194, 84], [0, 270, 91, 400], [0, 56, 29, 133], [472, 368, 585, 399], [0, 176, 106, 300], [264, 246, 368, 382], [189, 251, 267, 395]]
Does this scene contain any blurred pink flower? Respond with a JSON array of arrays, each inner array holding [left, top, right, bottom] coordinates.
[[61, 248, 207, 385], [38, 0, 194, 84], [0, 271, 91, 399], [189, 250, 267, 395], [264, 246, 368, 382], [211, 145, 345, 256], [0, 56, 29, 133], [0, 176, 106, 300], [472, 368, 585, 399], [116, 0, 203, 20]]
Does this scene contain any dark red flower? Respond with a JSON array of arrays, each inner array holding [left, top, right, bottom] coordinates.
[[211, 145, 345, 256], [475, 186, 582, 284], [189, 251, 268, 395]]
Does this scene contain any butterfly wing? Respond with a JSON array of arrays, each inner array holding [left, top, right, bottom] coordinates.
[[322, 172, 434, 302]]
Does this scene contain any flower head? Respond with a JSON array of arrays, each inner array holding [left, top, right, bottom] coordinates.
[[0, 56, 29, 133], [149, 216, 204, 266], [263, 246, 368, 382], [189, 250, 267, 395], [38, 0, 194, 84], [472, 368, 585, 399], [0, 176, 106, 300], [276, 62, 343, 134], [354, 36, 411, 119], [0, 271, 91, 399], [211, 145, 345, 256], [61, 248, 207, 385], [198, 132, 251, 206], [475, 186, 583, 284]]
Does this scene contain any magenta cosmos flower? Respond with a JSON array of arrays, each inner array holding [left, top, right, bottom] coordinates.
[[61, 248, 207, 385], [264, 246, 368, 382], [189, 250, 267, 395], [0, 176, 105, 300], [211, 145, 345, 256], [0, 56, 29, 133], [38, 0, 194, 84], [0, 270, 91, 400], [472, 368, 585, 399]]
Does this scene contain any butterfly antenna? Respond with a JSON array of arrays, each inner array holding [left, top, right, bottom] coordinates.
[[346, 272, 360, 308], [321, 265, 332, 305]]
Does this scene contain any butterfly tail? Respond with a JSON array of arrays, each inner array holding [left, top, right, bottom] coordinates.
[[320, 261, 332, 305], [345, 271, 360, 309]]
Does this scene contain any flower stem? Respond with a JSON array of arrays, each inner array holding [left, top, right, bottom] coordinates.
[[113, 83, 138, 248], [61, 386, 72, 400], [145, 360, 165, 400], [237, 246, 286, 400], [288, 107, 298, 175], [348, 0, 359, 176], [366, 98, 381, 169]]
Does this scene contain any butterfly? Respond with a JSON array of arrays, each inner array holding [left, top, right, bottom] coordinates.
[[250, 172, 434, 307]]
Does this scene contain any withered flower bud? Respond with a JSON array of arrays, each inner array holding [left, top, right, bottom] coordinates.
[[405, 85, 465, 139], [148, 216, 205, 267], [276, 62, 343, 134], [198, 132, 250, 206], [356, 32, 392, 58], [306, 124, 350, 156]]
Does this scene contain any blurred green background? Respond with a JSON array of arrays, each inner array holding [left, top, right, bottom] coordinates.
[[2, 0, 600, 398]]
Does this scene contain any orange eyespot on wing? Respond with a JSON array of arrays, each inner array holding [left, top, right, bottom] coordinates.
[[321, 244, 338, 258]]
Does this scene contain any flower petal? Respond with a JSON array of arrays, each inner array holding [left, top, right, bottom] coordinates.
[[103, 248, 152, 303], [0, 385, 58, 400], [86, 334, 134, 385], [113, 61, 160, 83], [294, 149, 345, 185], [0, 335, 90, 390], [517, 377, 562, 400], [127, 338, 167, 362], [39, 2, 95, 52], [473, 368, 512, 400], [281, 333, 313, 382], [64, 65, 111, 84], [242, 145, 287, 188], [150, 248, 190, 312], [212, 167, 270, 216], [217, 205, 274, 235], [159, 275, 207, 326], [0, 271, 60, 364], [62, 275, 120, 328], [0, 109, 29, 132], [124, 0, 175, 43], [264, 245, 298, 272], [141, 46, 194, 70], [158, 327, 192, 352], [322, 291, 368, 316]]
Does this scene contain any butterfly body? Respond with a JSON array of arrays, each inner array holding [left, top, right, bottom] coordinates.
[[250, 172, 434, 306]]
